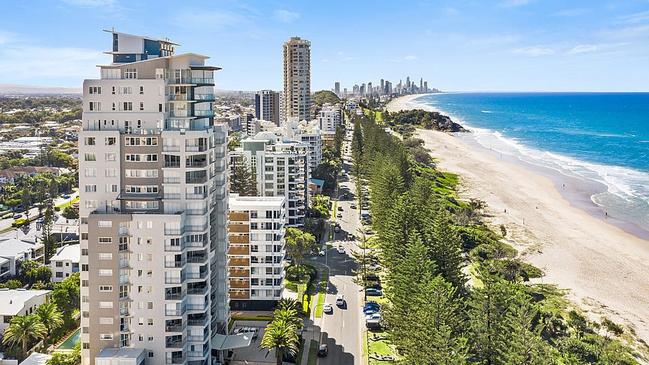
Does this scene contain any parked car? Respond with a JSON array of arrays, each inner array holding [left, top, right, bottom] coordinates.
[[12, 213, 23, 220], [365, 313, 382, 322], [366, 288, 383, 296], [337, 206, 344, 211], [62, 194, 71, 199], [317, 344, 329, 357], [363, 303, 380, 315], [323, 303, 333, 314], [350, 204, 357, 209], [336, 295, 346, 307], [336, 246, 345, 254], [337, 213, 343, 218], [318, 250, 325, 257]]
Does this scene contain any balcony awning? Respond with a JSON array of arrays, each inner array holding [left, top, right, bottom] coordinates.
[[210, 333, 253, 350]]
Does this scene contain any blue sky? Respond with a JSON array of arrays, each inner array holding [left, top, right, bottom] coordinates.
[[1, 0, 649, 91]]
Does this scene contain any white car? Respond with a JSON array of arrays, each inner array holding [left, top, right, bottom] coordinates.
[[336, 246, 345, 254], [323, 303, 333, 314], [336, 295, 346, 307]]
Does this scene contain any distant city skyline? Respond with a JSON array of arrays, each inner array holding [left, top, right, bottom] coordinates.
[[1, 0, 649, 92]]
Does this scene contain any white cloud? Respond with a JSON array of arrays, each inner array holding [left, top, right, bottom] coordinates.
[[61, 0, 116, 7], [274, 9, 300, 23], [617, 10, 649, 25], [500, 0, 533, 8], [0, 43, 105, 82], [567, 44, 598, 54], [512, 46, 555, 56]]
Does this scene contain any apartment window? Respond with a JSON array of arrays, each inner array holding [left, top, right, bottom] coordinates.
[[81, 249, 88, 256], [84, 200, 97, 209], [98, 237, 112, 244], [112, 103, 116, 111], [99, 317, 113, 325], [89, 102, 101, 111], [139, 86, 144, 94], [105, 153, 116, 161], [105, 137, 116, 145], [99, 334, 113, 340], [85, 137, 96, 146], [147, 319, 154, 326], [105, 168, 117, 177], [99, 302, 113, 309], [84, 184, 97, 193], [98, 253, 113, 260], [89, 86, 101, 94], [98, 269, 113, 277], [98, 220, 112, 227], [99, 285, 113, 292], [84, 168, 96, 177], [139, 102, 144, 111], [122, 102, 133, 111], [124, 68, 137, 79], [84, 153, 96, 162], [121, 86, 132, 94], [81, 264, 89, 272]]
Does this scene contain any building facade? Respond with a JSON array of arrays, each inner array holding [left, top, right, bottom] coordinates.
[[80, 31, 229, 365], [227, 195, 286, 311], [283, 37, 311, 122], [254, 90, 280, 127], [232, 138, 308, 227], [317, 103, 342, 133], [50, 244, 80, 282]]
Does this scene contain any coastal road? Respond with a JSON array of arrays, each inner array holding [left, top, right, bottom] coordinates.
[[309, 130, 366, 365], [0, 191, 78, 233]]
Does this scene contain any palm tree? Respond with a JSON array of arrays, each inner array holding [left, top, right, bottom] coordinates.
[[260, 319, 300, 365], [35, 303, 63, 345], [2, 315, 47, 357], [273, 308, 302, 330], [275, 298, 300, 312]]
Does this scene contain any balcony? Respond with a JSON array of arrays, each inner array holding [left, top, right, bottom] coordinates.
[[187, 332, 209, 342], [186, 173, 207, 184], [186, 302, 208, 311], [168, 94, 190, 101], [229, 279, 250, 289], [165, 307, 186, 316], [228, 212, 249, 221], [164, 161, 181, 168], [118, 243, 131, 253], [194, 93, 215, 102], [228, 224, 249, 233], [186, 208, 208, 215], [229, 257, 249, 267], [229, 268, 249, 278], [187, 286, 208, 295], [194, 110, 214, 118], [229, 290, 250, 300], [165, 338, 186, 349], [186, 271, 208, 280], [165, 355, 185, 364], [165, 227, 185, 236], [163, 145, 181, 152], [165, 276, 184, 285], [229, 234, 249, 244], [228, 245, 249, 255], [187, 317, 207, 327], [186, 192, 207, 200], [190, 77, 214, 85], [165, 260, 186, 269], [165, 322, 185, 333], [187, 254, 207, 264], [186, 224, 208, 233], [164, 193, 182, 200], [165, 291, 185, 301], [185, 145, 208, 152]]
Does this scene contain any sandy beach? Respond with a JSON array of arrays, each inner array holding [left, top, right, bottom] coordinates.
[[387, 95, 649, 345]]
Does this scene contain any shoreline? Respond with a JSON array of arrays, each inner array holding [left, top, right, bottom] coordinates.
[[386, 95, 649, 345]]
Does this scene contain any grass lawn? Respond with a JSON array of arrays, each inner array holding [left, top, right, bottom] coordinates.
[[368, 330, 397, 365], [306, 340, 319, 365], [313, 270, 329, 318]]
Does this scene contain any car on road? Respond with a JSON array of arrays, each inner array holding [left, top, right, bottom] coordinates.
[[337, 206, 344, 212], [350, 204, 357, 209], [366, 288, 383, 296], [335, 294, 346, 307], [337, 213, 343, 218], [318, 250, 325, 256], [323, 303, 333, 314], [336, 246, 345, 254], [317, 344, 328, 357], [62, 194, 71, 199], [12, 213, 23, 220]]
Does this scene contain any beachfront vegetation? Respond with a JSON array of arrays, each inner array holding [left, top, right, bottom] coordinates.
[[353, 109, 643, 364], [384, 109, 466, 137]]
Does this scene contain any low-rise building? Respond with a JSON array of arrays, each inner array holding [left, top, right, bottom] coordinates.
[[0, 289, 51, 334], [228, 195, 286, 310], [0, 237, 44, 279], [317, 103, 342, 133], [49, 244, 80, 282]]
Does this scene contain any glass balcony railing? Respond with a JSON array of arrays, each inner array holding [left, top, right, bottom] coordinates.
[[194, 94, 215, 101], [194, 110, 214, 118]]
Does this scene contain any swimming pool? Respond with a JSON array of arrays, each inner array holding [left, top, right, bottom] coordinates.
[[57, 328, 80, 350]]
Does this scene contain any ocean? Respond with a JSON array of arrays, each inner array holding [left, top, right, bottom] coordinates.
[[414, 92, 649, 233]]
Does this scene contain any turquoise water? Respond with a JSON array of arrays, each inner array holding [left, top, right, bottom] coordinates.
[[58, 329, 80, 350], [415, 92, 649, 232]]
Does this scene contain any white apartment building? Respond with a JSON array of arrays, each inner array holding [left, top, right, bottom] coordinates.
[[317, 103, 342, 133], [283, 37, 311, 122], [0, 237, 44, 280], [283, 120, 322, 173], [79, 30, 231, 365], [228, 195, 286, 311], [0, 289, 50, 334], [231, 137, 308, 227], [254, 90, 280, 127], [49, 244, 80, 282]]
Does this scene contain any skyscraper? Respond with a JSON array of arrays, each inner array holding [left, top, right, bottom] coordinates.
[[80, 30, 230, 365], [334, 81, 340, 97], [380, 79, 385, 95], [283, 37, 311, 122], [254, 90, 280, 126]]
